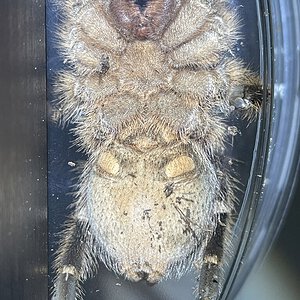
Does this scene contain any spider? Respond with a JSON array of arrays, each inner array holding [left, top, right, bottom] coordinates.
[[50, 0, 261, 299]]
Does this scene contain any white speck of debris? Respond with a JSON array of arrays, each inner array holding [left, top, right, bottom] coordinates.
[[68, 161, 76, 167], [116, 283, 122, 286]]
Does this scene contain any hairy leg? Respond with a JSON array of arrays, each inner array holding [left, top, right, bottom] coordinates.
[[197, 213, 230, 300], [52, 218, 97, 300]]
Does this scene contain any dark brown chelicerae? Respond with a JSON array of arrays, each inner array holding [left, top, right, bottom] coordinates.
[[51, 1, 261, 299]]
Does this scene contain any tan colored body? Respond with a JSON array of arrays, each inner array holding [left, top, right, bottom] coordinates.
[[52, 0, 260, 299], [90, 137, 218, 283]]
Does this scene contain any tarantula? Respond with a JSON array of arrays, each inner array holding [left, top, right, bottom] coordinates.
[[50, 0, 261, 299]]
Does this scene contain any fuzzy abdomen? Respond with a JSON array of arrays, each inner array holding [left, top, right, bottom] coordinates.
[[85, 138, 220, 283]]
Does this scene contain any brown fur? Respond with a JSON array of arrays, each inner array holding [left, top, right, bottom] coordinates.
[[51, 1, 260, 299]]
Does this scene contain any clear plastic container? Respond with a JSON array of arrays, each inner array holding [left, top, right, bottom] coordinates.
[[221, 1, 300, 298]]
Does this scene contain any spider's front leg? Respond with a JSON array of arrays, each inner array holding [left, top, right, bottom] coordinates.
[[52, 217, 97, 300]]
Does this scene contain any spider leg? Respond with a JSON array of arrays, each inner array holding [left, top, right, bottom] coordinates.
[[197, 213, 229, 300], [52, 218, 97, 300], [52, 271, 77, 300], [229, 77, 263, 120]]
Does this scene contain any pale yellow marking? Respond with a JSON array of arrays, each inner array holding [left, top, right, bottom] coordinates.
[[98, 152, 120, 175], [204, 255, 219, 265], [61, 265, 78, 281], [165, 155, 195, 178]]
